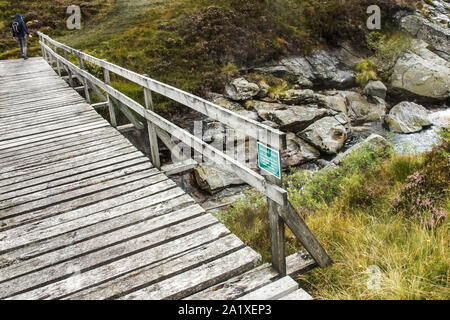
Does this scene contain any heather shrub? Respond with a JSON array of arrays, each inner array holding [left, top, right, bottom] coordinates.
[[393, 129, 449, 227]]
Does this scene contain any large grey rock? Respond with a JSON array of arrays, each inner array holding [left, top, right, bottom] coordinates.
[[384, 101, 432, 133], [234, 109, 260, 122], [225, 78, 260, 101], [194, 164, 245, 195], [280, 89, 348, 114], [252, 100, 330, 132], [390, 44, 450, 102], [329, 134, 392, 166], [305, 50, 356, 89], [254, 47, 357, 89], [398, 14, 450, 61], [210, 94, 244, 111], [364, 80, 387, 99], [202, 121, 226, 144], [299, 116, 348, 154], [281, 133, 320, 167], [338, 91, 386, 123], [279, 89, 326, 105]]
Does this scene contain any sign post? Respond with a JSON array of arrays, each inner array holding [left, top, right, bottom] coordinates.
[[257, 142, 286, 276]]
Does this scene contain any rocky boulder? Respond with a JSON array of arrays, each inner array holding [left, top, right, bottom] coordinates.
[[202, 121, 226, 144], [338, 91, 386, 124], [254, 48, 356, 89], [194, 164, 245, 195], [280, 89, 348, 115], [390, 45, 450, 102], [298, 116, 348, 154], [364, 80, 387, 99], [281, 133, 320, 167], [398, 14, 450, 61], [225, 78, 260, 101], [210, 94, 244, 111], [384, 101, 432, 133], [305, 50, 356, 89], [251, 101, 330, 132]]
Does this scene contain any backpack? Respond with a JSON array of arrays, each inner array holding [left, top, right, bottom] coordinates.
[[12, 21, 23, 35]]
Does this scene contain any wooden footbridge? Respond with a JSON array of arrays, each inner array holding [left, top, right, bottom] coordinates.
[[0, 33, 331, 300]]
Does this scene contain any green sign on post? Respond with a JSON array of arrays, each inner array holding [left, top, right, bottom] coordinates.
[[257, 142, 281, 179]]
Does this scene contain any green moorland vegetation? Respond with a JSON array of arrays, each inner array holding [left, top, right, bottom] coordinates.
[[218, 130, 449, 299], [1, 0, 418, 112]]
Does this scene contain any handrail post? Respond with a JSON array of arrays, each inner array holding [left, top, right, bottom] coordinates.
[[39, 34, 45, 60], [267, 175, 287, 276], [103, 63, 117, 128], [143, 74, 161, 169], [64, 51, 74, 87], [77, 55, 91, 104], [53, 44, 61, 77]]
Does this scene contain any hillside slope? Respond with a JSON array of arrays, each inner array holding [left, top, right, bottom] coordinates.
[[1, 0, 417, 103]]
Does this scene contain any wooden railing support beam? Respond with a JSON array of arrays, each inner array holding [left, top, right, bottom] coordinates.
[[143, 82, 161, 169]]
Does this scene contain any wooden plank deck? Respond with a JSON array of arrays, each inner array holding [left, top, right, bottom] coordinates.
[[0, 58, 263, 300], [0, 57, 315, 300]]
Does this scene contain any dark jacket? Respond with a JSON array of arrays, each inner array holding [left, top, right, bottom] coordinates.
[[11, 13, 29, 38]]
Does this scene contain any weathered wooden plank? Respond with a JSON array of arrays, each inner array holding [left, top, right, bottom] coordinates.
[[23, 229, 240, 300], [0, 81, 62, 93], [278, 288, 313, 300], [0, 203, 204, 282], [0, 96, 86, 114], [0, 127, 115, 160], [91, 101, 108, 109], [114, 98, 144, 130], [0, 109, 97, 134], [0, 77, 67, 90], [0, 170, 164, 230], [278, 202, 332, 268], [143, 87, 161, 168], [117, 124, 135, 133], [0, 162, 154, 213], [0, 121, 110, 151], [0, 167, 161, 219], [0, 139, 132, 174], [66, 234, 244, 300], [120, 247, 261, 300], [237, 276, 298, 300], [0, 145, 136, 184], [0, 134, 129, 167], [0, 157, 149, 202], [0, 82, 70, 99], [0, 151, 145, 196], [0, 115, 103, 142], [162, 159, 197, 176], [267, 176, 286, 276], [1, 190, 190, 263], [1, 213, 217, 299], [0, 127, 120, 161], [185, 250, 316, 300], [0, 91, 83, 109], [0, 103, 93, 125], [0, 191, 192, 261]]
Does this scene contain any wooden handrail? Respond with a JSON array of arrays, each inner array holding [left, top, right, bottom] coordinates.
[[38, 32, 286, 151], [38, 33, 332, 273]]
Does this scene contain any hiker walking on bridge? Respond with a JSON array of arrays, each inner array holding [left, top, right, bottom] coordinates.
[[11, 13, 31, 60]]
